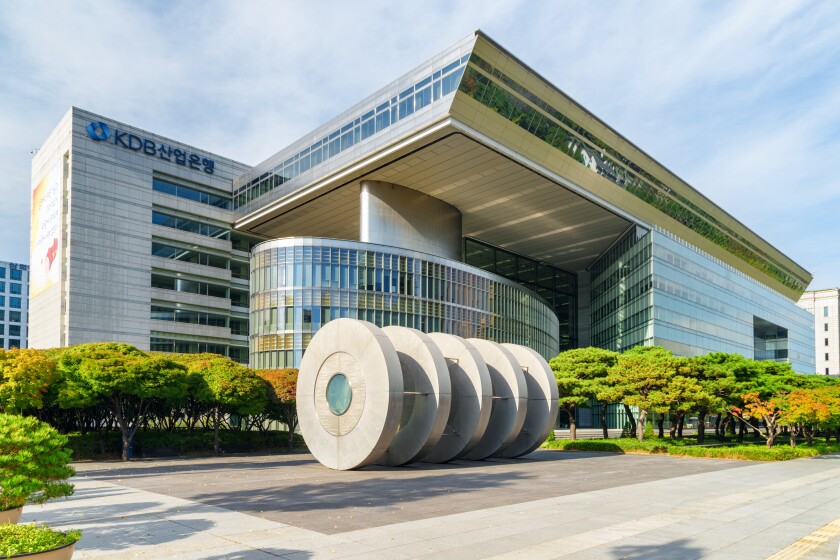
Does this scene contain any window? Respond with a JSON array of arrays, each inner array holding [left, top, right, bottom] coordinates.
[[9, 312, 19, 322], [0, 311, 4, 321], [0, 268, 5, 279], [9, 325, 20, 337], [826, 353, 830, 361], [824, 306, 829, 317], [152, 211, 229, 240], [151, 242, 229, 270], [151, 305, 228, 327], [0, 325, 3, 335], [825, 338, 829, 346], [151, 274, 227, 299], [8, 339, 20, 349], [10, 298, 21, 309], [826, 368, 830, 375], [0, 282, 4, 292], [152, 178, 230, 209], [9, 283, 21, 295], [825, 323, 830, 332], [10, 270, 21, 281]]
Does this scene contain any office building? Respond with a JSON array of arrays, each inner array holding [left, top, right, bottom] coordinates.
[[29, 31, 815, 375], [797, 289, 839, 375], [0, 261, 29, 350]]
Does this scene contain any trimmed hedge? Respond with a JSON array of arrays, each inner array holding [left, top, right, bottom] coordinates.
[[67, 429, 306, 460], [541, 437, 840, 461]]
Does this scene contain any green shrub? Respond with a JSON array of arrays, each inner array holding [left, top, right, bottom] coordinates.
[[644, 418, 654, 439], [542, 436, 840, 461], [0, 523, 80, 557], [0, 414, 75, 511], [545, 429, 556, 442], [65, 429, 306, 460]]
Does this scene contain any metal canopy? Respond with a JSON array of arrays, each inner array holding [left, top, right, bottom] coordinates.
[[241, 129, 632, 273]]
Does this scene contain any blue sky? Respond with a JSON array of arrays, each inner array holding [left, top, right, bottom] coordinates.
[[2, 1, 839, 292]]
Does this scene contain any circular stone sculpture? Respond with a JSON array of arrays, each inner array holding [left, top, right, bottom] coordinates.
[[376, 326, 452, 466], [499, 344, 559, 458], [421, 333, 492, 463], [461, 339, 528, 460], [297, 318, 404, 470]]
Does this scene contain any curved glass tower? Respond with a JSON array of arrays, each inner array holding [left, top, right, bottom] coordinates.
[[250, 237, 560, 368]]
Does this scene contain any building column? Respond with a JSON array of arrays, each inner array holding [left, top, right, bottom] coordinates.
[[360, 181, 462, 260]]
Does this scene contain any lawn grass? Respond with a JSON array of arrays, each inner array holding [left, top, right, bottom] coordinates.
[[541, 437, 840, 461]]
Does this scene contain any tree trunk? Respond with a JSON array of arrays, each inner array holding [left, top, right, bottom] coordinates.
[[600, 404, 609, 440], [121, 429, 131, 462], [658, 415, 665, 438], [624, 404, 636, 438], [677, 415, 685, 438], [804, 425, 813, 446], [213, 407, 221, 456], [737, 418, 746, 442], [714, 414, 722, 438], [569, 413, 577, 441], [669, 414, 678, 439], [286, 411, 297, 452], [697, 410, 707, 444], [727, 413, 736, 435], [789, 426, 797, 448], [637, 410, 648, 442]]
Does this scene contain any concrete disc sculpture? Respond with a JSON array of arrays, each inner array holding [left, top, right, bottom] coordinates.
[[421, 333, 492, 464], [376, 326, 452, 466], [461, 339, 528, 460], [499, 344, 559, 458], [297, 319, 404, 470]]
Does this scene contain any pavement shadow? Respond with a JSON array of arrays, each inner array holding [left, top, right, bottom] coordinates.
[[609, 537, 705, 559], [192, 469, 531, 513], [74, 456, 316, 480], [23, 501, 166, 525], [202, 550, 311, 560], [62, 504, 216, 552]]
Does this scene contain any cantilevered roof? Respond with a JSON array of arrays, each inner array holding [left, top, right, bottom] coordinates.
[[233, 31, 811, 299]]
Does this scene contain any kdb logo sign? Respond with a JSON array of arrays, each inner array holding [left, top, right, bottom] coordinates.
[[86, 121, 111, 141], [84, 120, 215, 174]]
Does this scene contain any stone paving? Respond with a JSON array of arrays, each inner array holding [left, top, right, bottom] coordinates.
[[20, 450, 840, 559]]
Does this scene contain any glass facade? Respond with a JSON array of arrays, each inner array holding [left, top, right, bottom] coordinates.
[[249, 238, 559, 369], [587, 227, 814, 372], [650, 229, 814, 373], [463, 237, 577, 351], [590, 227, 654, 352], [152, 177, 231, 209], [233, 55, 469, 210], [457, 55, 808, 293]]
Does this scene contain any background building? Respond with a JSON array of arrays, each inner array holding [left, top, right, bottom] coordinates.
[[29, 109, 258, 362], [0, 261, 29, 350], [797, 289, 839, 375], [29, 31, 815, 375]]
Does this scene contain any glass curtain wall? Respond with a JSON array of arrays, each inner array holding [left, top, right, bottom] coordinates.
[[249, 238, 559, 369], [463, 237, 576, 351], [590, 227, 654, 352]]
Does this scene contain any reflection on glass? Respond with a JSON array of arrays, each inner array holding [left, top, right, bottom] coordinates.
[[326, 373, 352, 415]]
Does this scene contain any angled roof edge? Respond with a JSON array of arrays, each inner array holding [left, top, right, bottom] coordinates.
[[236, 32, 479, 187], [470, 30, 812, 287]]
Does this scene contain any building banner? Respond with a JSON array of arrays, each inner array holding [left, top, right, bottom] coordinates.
[[30, 161, 62, 298]]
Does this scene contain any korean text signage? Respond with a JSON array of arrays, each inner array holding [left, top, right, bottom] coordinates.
[[86, 121, 215, 174]]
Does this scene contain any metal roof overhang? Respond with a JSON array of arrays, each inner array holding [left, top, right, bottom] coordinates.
[[234, 119, 637, 273]]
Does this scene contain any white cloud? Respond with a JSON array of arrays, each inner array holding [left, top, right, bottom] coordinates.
[[1, 0, 839, 290]]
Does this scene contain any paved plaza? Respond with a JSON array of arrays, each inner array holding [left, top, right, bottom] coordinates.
[[21, 450, 840, 559]]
